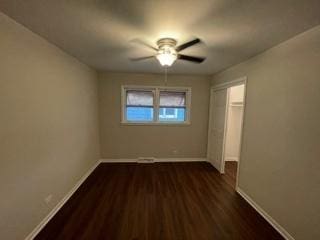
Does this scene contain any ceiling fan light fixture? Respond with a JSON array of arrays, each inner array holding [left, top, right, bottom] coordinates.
[[156, 46, 177, 67], [131, 37, 205, 65]]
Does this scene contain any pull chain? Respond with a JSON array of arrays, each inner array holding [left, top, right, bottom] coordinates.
[[164, 67, 168, 86]]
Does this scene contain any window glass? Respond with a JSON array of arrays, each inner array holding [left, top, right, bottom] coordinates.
[[159, 107, 185, 122], [126, 90, 154, 122], [123, 87, 190, 124], [126, 107, 153, 122], [159, 91, 186, 122]]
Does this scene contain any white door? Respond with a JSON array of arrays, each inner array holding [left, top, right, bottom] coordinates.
[[207, 88, 229, 173]]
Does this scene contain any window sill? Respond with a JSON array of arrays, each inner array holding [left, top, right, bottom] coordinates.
[[120, 121, 191, 126]]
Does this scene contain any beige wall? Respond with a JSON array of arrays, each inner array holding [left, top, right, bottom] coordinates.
[[0, 13, 100, 240], [98, 72, 210, 159], [212, 25, 320, 240]]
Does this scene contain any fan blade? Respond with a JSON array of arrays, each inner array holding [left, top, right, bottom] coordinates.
[[130, 56, 155, 61], [178, 54, 205, 63], [176, 38, 201, 52], [131, 39, 158, 51]]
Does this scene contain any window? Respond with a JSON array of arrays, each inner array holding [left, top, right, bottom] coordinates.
[[159, 91, 186, 122], [122, 86, 191, 124], [126, 90, 154, 122]]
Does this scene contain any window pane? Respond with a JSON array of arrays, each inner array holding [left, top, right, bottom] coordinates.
[[159, 107, 186, 122], [159, 91, 186, 107], [126, 107, 153, 122], [126, 90, 153, 106]]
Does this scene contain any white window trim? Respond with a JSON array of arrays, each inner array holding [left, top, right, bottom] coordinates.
[[121, 85, 191, 125]]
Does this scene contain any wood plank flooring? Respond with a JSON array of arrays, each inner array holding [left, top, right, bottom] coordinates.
[[35, 162, 283, 240], [222, 161, 238, 189]]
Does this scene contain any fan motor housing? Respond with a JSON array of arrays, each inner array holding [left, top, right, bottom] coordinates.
[[157, 38, 177, 49]]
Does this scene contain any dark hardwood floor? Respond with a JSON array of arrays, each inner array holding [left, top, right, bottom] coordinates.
[[35, 162, 283, 240], [222, 161, 238, 189]]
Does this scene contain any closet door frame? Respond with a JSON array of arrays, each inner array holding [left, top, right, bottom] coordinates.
[[207, 76, 247, 189]]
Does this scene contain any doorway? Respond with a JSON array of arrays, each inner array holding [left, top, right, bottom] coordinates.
[[207, 78, 246, 189]]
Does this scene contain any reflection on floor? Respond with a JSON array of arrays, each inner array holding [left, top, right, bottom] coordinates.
[[222, 161, 238, 189]]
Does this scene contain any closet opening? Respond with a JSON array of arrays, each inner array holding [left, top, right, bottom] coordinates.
[[207, 78, 246, 189], [223, 84, 245, 188]]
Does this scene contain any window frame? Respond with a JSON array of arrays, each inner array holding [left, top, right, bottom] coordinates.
[[121, 85, 191, 125]]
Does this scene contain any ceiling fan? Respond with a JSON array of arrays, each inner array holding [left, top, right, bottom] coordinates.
[[130, 38, 206, 67]]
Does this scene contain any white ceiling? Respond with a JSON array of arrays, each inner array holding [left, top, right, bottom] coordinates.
[[1, 0, 320, 75]]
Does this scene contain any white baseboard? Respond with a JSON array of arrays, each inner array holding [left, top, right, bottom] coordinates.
[[225, 157, 238, 161], [236, 187, 295, 240], [100, 158, 207, 163], [100, 158, 137, 163], [207, 160, 222, 173], [25, 160, 101, 240]]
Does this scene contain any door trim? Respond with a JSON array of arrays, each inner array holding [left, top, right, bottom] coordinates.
[[208, 76, 247, 190], [220, 87, 230, 174], [211, 77, 247, 91]]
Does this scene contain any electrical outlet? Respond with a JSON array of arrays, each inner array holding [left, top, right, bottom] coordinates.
[[44, 194, 53, 205]]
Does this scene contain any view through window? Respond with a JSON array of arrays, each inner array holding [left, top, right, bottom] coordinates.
[[126, 90, 154, 122], [122, 86, 190, 124], [159, 91, 186, 122]]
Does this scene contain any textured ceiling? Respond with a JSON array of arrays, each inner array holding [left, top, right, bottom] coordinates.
[[1, 0, 320, 75]]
